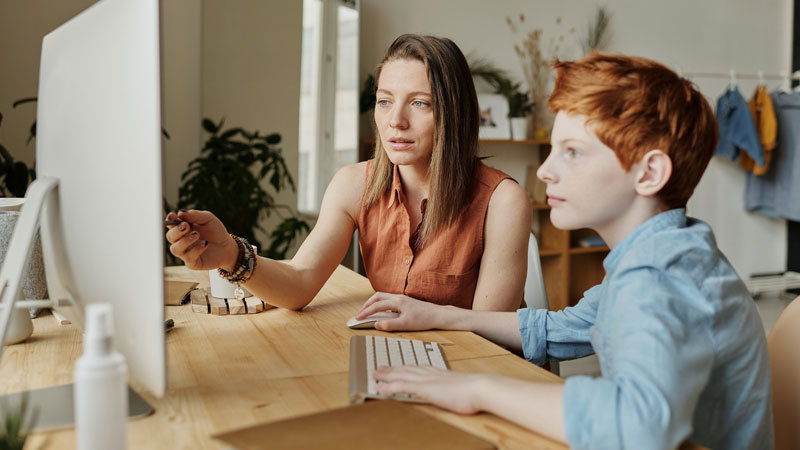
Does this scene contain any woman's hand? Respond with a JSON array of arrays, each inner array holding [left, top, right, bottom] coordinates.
[[356, 292, 448, 331], [165, 210, 238, 270], [373, 366, 487, 415]]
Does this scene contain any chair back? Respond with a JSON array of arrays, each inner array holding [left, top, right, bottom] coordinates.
[[768, 296, 800, 450], [524, 233, 549, 310]]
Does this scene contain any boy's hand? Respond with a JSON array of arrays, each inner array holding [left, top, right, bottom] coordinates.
[[373, 366, 486, 415], [356, 292, 446, 331]]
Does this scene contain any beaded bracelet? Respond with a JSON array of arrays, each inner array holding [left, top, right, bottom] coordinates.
[[217, 234, 257, 284]]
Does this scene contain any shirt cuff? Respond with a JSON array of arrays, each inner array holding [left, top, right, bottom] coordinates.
[[516, 307, 548, 365]]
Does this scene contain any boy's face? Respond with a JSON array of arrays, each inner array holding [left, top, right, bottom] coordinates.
[[538, 111, 640, 238]]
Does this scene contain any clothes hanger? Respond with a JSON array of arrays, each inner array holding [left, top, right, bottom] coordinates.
[[757, 70, 765, 87], [729, 69, 737, 90], [781, 71, 792, 93]]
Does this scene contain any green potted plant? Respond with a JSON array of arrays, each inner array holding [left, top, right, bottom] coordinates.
[[0, 98, 38, 197], [168, 118, 309, 262], [0, 393, 38, 450], [469, 59, 534, 140]]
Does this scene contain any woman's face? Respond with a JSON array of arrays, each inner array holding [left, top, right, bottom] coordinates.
[[374, 58, 436, 169]]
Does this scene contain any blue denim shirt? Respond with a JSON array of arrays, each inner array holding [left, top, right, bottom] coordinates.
[[744, 91, 800, 221], [517, 209, 773, 450], [715, 86, 765, 167]]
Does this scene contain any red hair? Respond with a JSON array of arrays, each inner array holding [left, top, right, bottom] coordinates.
[[549, 53, 718, 208]]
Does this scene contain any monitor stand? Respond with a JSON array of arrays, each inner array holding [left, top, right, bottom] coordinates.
[[0, 177, 69, 351], [0, 177, 155, 428]]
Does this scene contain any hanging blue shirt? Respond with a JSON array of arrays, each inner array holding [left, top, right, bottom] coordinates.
[[517, 209, 773, 450], [744, 90, 800, 221], [715, 86, 766, 167]]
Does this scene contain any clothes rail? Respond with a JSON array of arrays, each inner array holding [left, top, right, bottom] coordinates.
[[680, 71, 800, 80]]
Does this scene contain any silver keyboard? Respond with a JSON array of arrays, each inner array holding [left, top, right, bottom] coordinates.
[[348, 335, 448, 404]]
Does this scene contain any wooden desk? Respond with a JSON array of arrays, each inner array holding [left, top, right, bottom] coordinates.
[[0, 265, 566, 449]]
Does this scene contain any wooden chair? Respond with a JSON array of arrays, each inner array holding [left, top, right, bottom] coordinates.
[[768, 295, 800, 450]]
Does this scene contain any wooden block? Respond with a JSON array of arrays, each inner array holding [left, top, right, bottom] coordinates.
[[164, 280, 199, 305], [243, 297, 263, 314], [227, 298, 246, 315], [189, 288, 209, 313], [209, 297, 228, 315]]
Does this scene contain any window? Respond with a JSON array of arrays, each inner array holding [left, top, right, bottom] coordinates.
[[298, 0, 359, 214]]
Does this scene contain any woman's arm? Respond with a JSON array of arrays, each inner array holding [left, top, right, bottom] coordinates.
[[356, 294, 525, 351], [167, 162, 366, 310], [472, 178, 532, 311]]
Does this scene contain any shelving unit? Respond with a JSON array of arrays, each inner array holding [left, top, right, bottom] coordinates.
[[532, 201, 608, 311], [480, 139, 609, 311]]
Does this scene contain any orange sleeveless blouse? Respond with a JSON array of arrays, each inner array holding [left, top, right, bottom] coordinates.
[[357, 160, 512, 309]]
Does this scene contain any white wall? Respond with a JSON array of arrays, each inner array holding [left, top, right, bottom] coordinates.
[[0, 0, 203, 208], [202, 0, 303, 247], [360, 0, 792, 278], [0, 0, 304, 255]]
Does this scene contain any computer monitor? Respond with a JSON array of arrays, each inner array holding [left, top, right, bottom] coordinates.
[[0, 0, 166, 398]]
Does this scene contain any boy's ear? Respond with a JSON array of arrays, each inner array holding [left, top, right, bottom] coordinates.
[[634, 149, 672, 197]]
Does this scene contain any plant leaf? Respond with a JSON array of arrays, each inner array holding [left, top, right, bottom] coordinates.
[[202, 118, 218, 134], [12, 97, 37, 108]]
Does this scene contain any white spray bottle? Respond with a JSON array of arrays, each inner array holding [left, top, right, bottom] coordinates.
[[74, 303, 128, 450]]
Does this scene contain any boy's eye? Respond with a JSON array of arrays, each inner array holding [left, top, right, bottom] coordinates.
[[566, 147, 580, 158]]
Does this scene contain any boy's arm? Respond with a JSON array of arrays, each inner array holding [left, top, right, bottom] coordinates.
[[515, 283, 603, 364], [562, 268, 714, 449], [357, 282, 604, 359], [374, 367, 567, 443]]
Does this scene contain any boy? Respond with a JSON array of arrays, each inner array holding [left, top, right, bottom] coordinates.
[[356, 53, 774, 449]]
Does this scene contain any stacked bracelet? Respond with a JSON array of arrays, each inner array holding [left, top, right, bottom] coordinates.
[[217, 234, 257, 284]]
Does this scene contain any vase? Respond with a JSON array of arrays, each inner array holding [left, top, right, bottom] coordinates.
[[510, 117, 528, 141], [0, 201, 49, 345]]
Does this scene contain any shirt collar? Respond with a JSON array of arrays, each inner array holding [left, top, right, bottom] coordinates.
[[603, 208, 687, 273], [387, 164, 404, 208]]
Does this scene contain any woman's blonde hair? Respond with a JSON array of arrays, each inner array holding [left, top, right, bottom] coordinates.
[[363, 34, 479, 245]]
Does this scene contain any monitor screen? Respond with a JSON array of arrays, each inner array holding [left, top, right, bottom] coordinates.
[[35, 0, 166, 396]]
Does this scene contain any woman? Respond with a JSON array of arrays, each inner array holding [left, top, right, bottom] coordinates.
[[166, 34, 531, 313]]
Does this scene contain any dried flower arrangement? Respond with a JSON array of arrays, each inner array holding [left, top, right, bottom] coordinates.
[[581, 5, 613, 54], [507, 14, 575, 137]]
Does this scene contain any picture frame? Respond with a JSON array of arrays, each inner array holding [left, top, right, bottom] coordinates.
[[477, 94, 510, 139]]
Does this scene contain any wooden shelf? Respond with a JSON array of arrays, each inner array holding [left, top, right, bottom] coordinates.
[[479, 138, 550, 145], [493, 139, 608, 312], [531, 202, 551, 210], [568, 246, 610, 255], [362, 138, 550, 146]]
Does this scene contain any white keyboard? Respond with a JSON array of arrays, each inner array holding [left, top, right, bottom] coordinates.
[[348, 335, 448, 404]]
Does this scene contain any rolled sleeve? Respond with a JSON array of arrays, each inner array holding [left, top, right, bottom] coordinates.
[[517, 308, 548, 364], [517, 284, 602, 364]]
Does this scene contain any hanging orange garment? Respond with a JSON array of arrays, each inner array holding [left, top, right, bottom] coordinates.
[[740, 85, 777, 175]]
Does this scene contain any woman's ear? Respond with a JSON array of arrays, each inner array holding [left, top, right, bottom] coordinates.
[[634, 149, 672, 197]]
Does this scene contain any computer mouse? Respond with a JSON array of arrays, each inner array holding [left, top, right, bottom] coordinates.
[[346, 311, 400, 329]]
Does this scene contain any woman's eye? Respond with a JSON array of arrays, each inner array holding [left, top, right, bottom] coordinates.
[[376, 99, 391, 107], [412, 100, 429, 108]]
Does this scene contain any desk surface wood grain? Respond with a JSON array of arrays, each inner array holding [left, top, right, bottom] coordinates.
[[1, 265, 566, 449]]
